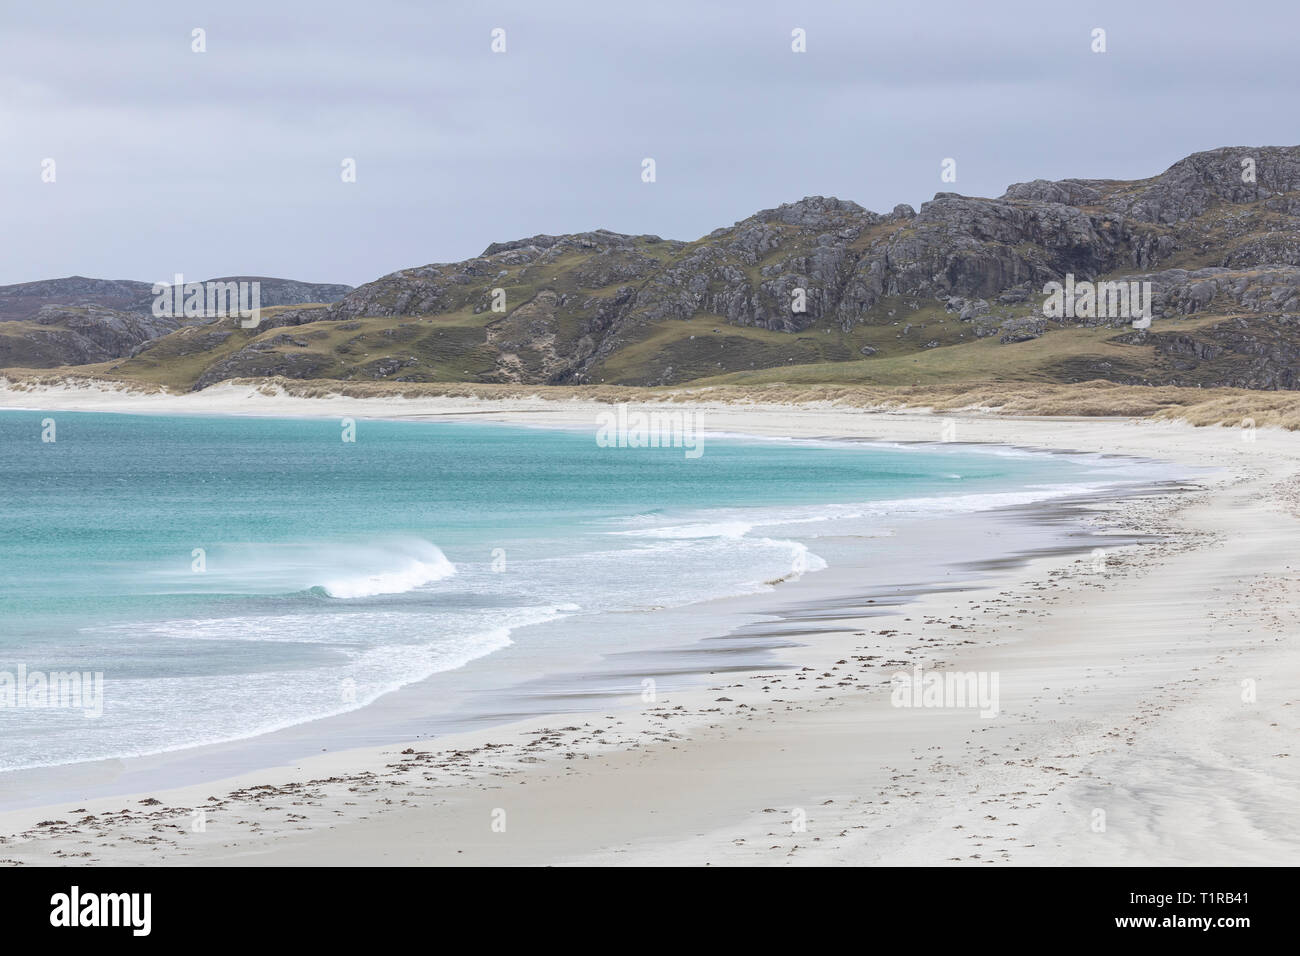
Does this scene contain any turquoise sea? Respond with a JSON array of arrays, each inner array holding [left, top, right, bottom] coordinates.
[[0, 410, 1171, 772]]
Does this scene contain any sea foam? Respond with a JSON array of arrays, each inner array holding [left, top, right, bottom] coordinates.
[[319, 546, 456, 598]]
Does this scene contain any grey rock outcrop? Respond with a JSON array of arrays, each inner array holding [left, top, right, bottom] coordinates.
[[0, 305, 180, 367]]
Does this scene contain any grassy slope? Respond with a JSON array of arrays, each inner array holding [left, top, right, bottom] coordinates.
[[9, 303, 1241, 393], [591, 300, 983, 384], [0, 321, 56, 368], [688, 314, 1235, 387], [3, 187, 1292, 390], [89, 308, 497, 391]]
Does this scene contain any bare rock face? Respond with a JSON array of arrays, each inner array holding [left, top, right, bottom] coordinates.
[[0, 305, 181, 368], [32, 305, 179, 355], [484, 289, 573, 383], [0, 277, 154, 323], [1049, 266, 1300, 330], [1103, 146, 1300, 225], [193, 338, 333, 390], [998, 317, 1048, 343], [1002, 179, 1105, 206]]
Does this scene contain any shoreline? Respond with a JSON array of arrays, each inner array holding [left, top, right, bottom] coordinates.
[[0, 387, 1187, 795], [0, 381, 1296, 866], [0, 479, 1179, 811]]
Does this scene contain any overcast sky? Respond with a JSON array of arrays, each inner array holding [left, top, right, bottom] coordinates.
[[2, 0, 1296, 288]]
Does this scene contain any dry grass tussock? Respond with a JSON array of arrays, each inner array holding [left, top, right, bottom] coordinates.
[[5, 370, 1300, 430], [241, 377, 1300, 429]]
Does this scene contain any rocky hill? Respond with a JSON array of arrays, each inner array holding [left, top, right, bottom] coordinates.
[[0, 277, 153, 323], [0, 275, 352, 324], [0, 276, 352, 368], [6, 145, 1300, 391], [0, 305, 180, 368]]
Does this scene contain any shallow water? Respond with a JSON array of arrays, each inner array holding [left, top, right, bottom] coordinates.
[[0, 410, 1175, 772]]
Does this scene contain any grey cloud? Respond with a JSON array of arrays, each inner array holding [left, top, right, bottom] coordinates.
[[1, 0, 1296, 287]]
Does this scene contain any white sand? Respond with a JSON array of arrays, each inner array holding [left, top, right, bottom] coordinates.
[[1, 378, 1296, 866]]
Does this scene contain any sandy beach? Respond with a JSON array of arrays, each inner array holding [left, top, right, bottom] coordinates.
[[1, 379, 1297, 866]]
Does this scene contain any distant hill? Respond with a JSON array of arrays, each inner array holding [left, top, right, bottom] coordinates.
[[0, 275, 352, 323], [0, 277, 153, 323], [0, 277, 352, 368], [6, 145, 1300, 391]]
